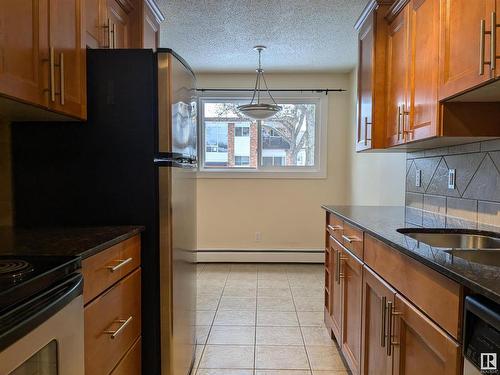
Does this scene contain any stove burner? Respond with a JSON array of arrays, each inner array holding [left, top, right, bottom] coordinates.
[[0, 259, 34, 279]]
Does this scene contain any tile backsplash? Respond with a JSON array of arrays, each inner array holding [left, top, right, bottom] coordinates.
[[405, 139, 500, 231]]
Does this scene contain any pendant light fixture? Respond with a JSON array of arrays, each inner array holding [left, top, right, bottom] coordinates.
[[237, 46, 282, 120]]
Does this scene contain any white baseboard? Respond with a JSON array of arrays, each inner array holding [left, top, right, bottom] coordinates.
[[196, 249, 325, 263]]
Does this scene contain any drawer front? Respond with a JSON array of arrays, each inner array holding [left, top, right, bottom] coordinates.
[[327, 212, 344, 242], [85, 268, 142, 375], [111, 337, 141, 375], [82, 235, 141, 304], [364, 234, 462, 339], [342, 221, 364, 260]]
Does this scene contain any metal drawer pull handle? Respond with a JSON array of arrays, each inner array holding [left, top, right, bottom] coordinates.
[[104, 316, 133, 339], [50, 47, 55, 102], [59, 52, 64, 105], [386, 301, 402, 356], [107, 257, 133, 272], [342, 235, 361, 243], [480, 19, 492, 75], [327, 224, 343, 232], [380, 296, 387, 347]]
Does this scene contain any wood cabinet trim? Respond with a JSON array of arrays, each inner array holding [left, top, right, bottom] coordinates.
[[114, 0, 135, 14], [144, 0, 165, 23], [386, 0, 411, 22], [355, 0, 395, 30]]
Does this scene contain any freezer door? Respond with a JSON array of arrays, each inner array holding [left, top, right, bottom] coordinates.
[[157, 51, 197, 375]]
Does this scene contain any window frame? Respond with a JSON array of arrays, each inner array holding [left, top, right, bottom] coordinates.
[[197, 94, 328, 179]]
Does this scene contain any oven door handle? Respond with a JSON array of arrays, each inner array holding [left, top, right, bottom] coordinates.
[[0, 273, 83, 352]]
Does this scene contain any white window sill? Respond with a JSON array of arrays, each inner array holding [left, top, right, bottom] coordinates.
[[196, 169, 327, 179]]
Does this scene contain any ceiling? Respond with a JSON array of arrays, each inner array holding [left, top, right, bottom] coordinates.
[[157, 0, 369, 73]]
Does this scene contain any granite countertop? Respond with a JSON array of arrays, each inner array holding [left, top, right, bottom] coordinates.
[[0, 226, 144, 260], [321, 205, 500, 304]]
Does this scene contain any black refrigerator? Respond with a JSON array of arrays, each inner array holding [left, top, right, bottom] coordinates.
[[11, 49, 198, 375]]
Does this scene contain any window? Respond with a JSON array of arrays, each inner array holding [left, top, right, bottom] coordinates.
[[235, 126, 250, 137], [235, 156, 250, 166], [200, 97, 326, 178]]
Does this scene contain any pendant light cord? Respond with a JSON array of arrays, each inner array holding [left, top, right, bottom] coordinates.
[[249, 48, 278, 106]]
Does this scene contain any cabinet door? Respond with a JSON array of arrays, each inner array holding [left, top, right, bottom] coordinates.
[[341, 247, 363, 375], [391, 293, 461, 375], [360, 266, 395, 375], [142, 0, 160, 50], [438, 0, 496, 100], [356, 12, 374, 151], [49, 0, 86, 119], [497, 0, 500, 78], [407, 0, 439, 142], [330, 236, 342, 345], [107, 0, 130, 48], [386, 7, 410, 147], [0, 0, 48, 107], [85, 0, 101, 48]]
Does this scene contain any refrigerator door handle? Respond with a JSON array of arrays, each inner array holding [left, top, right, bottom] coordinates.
[[154, 152, 197, 168]]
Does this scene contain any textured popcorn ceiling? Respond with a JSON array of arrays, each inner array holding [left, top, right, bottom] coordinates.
[[157, 0, 369, 73]]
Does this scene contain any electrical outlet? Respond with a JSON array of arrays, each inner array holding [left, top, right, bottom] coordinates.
[[448, 169, 456, 189], [415, 169, 422, 187], [255, 232, 261, 242]]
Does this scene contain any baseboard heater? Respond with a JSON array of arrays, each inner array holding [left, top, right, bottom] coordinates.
[[195, 249, 325, 263]]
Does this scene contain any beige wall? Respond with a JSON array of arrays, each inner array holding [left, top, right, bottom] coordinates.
[[196, 71, 405, 251], [0, 120, 12, 225], [347, 70, 406, 206]]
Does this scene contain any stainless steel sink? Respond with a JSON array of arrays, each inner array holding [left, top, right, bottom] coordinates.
[[397, 228, 500, 267], [443, 249, 500, 267], [397, 228, 500, 249]]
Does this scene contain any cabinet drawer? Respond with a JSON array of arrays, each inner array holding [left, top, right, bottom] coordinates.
[[111, 336, 141, 375], [82, 235, 141, 304], [85, 268, 142, 375], [342, 221, 364, 260], [327, 213, 344, 242], [364, 234, 462, 339]]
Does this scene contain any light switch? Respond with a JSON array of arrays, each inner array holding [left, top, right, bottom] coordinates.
[[415, 169, 422, 187]]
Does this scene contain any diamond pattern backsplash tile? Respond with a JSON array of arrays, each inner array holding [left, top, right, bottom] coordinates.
[[406, 140, 500, 230]]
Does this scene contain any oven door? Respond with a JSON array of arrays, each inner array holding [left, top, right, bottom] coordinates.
[[0, 274, 84, 375]]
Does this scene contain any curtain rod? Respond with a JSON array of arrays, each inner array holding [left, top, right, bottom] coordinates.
[[196, 88, 346, 94]]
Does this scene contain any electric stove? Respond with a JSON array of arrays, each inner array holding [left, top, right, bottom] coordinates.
[[0, 255, 81, 313]]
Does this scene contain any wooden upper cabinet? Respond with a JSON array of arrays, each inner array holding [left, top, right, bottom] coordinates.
[[107, 0, 131, 48], [361, 266, 395, 375], [0, 0, 86, 120], [141, 0, 164, 50], [340, 247, 363, 375], [385, 5, 410, 147], [355, 0, 393, 151], [392, 293, 461, 375], [406, 0, 439, 142], [0, 0, 48, 108], [48, 0, 86, 119], [438, 0, 496, 100], [85, 0, 101, 48]]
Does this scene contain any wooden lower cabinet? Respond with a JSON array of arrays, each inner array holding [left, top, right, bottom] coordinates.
[[392, 293, 461, 375], [340, 247, 363, 375], [83, 234, 142, 375], [329, 235, 343, 343], [111, 337, 142, 375], [361, 266, 395, 375], [324, 212, 462, 375]]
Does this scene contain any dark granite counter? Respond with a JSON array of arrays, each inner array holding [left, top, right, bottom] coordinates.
[[0, 226, 144, 260], [321, 205, 500, 304]]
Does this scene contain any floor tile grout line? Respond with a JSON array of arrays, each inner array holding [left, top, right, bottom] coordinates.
[[287, 265, 314, 374], [196, 267, 230, 374]]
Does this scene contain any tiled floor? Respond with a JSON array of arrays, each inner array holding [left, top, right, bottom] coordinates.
[[193, 263, 348, 375]]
